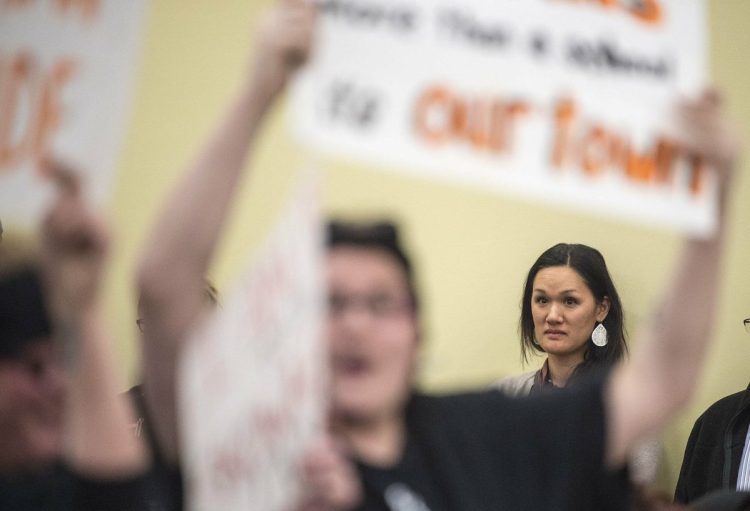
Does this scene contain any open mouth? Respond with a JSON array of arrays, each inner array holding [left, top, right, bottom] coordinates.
[[334, 354, 371, 377]]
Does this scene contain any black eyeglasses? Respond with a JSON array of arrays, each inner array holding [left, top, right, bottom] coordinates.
[[744, 318, 750, 334], [328, 293, 413, 319]]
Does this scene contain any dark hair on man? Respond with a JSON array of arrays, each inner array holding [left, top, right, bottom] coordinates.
[[0, 266, 52, 359], [519, 243, 627, 379], [326, 220, 419, 312], [0, 240, 51, 359]]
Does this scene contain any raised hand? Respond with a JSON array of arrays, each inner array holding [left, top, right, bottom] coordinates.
[[295, 435, 363, 511], [674, 89, 741, 197], [40, 160, 109, 318], [250, 0, 317, 98]]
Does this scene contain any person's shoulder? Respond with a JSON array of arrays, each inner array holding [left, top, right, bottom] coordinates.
[[492, 370, 536, 397], [408, 390, 518, 439], [690, 489, 750, 511], [697, 386, 750, 420], [411, 389, 513, 416]]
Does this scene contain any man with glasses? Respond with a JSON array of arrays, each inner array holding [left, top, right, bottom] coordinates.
[[675, 318, 750, 504]]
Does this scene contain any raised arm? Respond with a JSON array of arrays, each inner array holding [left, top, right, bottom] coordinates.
[[136, 0, 316, 463], [605, 89, 741, 466], [40, 163, 149, 482]]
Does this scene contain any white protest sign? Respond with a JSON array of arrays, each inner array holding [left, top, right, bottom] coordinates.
[[179, 173, 326, 511], [292, 0, 715, 234], [0, 0, 147, 228]]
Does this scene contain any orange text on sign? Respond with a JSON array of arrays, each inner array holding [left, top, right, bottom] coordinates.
[[0, 51, 78, 174], [412, 85, 707, 197], [552, 0, 663, 25], [552, 97, 705, 195], [414, 85, 530, 155]]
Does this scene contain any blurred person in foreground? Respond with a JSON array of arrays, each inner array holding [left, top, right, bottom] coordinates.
[[674, 317, 750, 504], [0, 163, 151, 510], [135, 1, 361, 510], [135, 1, 741, 510]]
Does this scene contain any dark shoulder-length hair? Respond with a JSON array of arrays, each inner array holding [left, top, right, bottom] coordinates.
[[519, 243, 628, 379]]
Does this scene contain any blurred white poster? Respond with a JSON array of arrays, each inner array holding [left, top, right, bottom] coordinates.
[[179, 173, 327, 511], [292, 0, 714, 234], [0, 0, 147, 228]]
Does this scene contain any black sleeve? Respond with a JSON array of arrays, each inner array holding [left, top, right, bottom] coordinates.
[[690, 489, 750, 511], [428, 373, 629, 511], [674, 413, 705, 504], [71, 470, 153, 511], [539, 374, 628, 510], [485, 372, 630, 511]]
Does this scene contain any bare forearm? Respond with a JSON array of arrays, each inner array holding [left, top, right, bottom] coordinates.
[[607, 192, 730, 466], [136, 0, 316, 465], [605, 89, 740, 466], [140, 328, 181, 464], [647, 227, 725, 398], [63, 302, 148, 478], [135, 76, 281, 464], [137, 0, 314, 303]]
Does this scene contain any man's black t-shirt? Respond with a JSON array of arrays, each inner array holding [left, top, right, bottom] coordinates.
[[355, 375, 630, 511], [0, 463, 152, 511], [358, 430, 447, 511]]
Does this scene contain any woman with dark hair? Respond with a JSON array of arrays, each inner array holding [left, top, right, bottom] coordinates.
[[496, 243, 662, 484], [502, 242, 627, 394]]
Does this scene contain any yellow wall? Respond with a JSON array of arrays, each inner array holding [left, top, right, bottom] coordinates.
[[107, 0, 750, 493]]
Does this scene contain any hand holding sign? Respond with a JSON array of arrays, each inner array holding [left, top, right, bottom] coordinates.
[[672, 89, 741, 194], [40, 161, 109, 319], [295, 436, 363, 511], [250, 0, 317, 100]]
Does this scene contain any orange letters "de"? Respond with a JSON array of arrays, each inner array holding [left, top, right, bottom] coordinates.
[[0, 53, 77, 173]]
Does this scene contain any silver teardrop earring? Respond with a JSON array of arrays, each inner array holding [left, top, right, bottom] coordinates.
[[591, 322, 608, 347]]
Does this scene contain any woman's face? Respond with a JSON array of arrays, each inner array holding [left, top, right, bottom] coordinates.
[[531, 266, 609, 362], [326, 246, 419, 422]]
